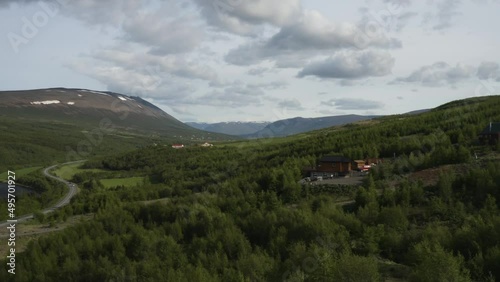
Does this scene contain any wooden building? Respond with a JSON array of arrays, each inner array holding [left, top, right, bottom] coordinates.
[[308, 155, 354, 177], [479, 122, 500, 145]]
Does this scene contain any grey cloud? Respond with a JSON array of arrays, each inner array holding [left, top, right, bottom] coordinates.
[[251, 81, 289, 90], [278, 99, 304, 110], [122, 13, 204, 55], [90, 49, 218, 82], [433, 0, 462, 30], [323, 98, 385, 110], [192, 0, 301, 35], [339, 80, 359, 87], [393, 61, 474, 87], [68, 59, 198, 104], [0, 0, 37, 7], [247, 67, 270, 76], [273, 54, 313, 69], [359, 5, 418, 32], [383, 0, 412, 7], [194, 84, 266, 107], [268, 10, 400, 50], [225, 10, 400, 66], [2, 0, 204, 55], [477, 61, 500, 80], [394, 12, 418, 31], [421, 0, 462, 30], [29, 0, 145, 27], [297, 51, 395, 80]]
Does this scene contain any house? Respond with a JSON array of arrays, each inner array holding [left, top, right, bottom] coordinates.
[[172, 144, 184, 149], [479, 122, 500, 145], [201, 142, 213, 147], [309, 155, 354, 177]]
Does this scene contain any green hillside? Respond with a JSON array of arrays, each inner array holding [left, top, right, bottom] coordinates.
[[2, 95, 500, 281]]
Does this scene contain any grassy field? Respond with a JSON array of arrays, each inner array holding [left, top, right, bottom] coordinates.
[[52, 163, 106, 181], [100, 177, 145, 188], [0, 166, 43, 182], [53, 163, 145, 188]]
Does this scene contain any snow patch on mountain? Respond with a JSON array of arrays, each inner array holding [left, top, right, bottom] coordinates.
[[31, 100, 61, 105]]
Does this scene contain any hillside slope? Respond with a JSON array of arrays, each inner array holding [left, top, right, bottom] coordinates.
[[0, 88, 206, 136], [31, 95, 500, 282], [0, 88, 232, 170], [246, 114, 379, 138], [186, 121, 270, 136]]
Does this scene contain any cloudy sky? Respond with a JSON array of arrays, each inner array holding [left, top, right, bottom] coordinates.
[[1, 0, 499, 122]]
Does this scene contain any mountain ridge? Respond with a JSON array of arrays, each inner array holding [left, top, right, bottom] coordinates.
[[0, 87, 227, 139], [186, 121, 271, 136], [245, 114, 380, 138]]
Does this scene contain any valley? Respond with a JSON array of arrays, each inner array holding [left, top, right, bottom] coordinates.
[[1, 94, 499, 281], [3, 1, 500, 280]]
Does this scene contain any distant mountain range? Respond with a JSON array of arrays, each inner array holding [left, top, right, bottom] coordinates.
[[0, 88, 429, 140], [187, 115, 380, 137], [186, 121, 270, 136], [244, 115, 380, 138]]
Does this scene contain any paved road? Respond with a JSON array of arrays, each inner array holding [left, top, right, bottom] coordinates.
[[0, 160, 85, 227]]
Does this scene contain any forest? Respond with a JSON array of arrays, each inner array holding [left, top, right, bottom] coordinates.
[[1, 96, 500, 281]]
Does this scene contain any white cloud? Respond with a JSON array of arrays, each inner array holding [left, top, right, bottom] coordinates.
[[393, 61, 475, 87], [297, 51, 395, 80], [322, 98, 385, 110]]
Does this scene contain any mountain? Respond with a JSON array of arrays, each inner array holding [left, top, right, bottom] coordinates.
[[0, 87, 236, 170], [186, 121, 270, 136], [245, 114, 379, 138], [0, 88, 224, 139]]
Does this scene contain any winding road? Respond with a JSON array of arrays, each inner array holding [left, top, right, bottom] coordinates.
[[0, 160, 84, 228]]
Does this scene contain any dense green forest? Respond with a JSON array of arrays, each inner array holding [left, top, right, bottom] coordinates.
[[1, 96, 500, 281]]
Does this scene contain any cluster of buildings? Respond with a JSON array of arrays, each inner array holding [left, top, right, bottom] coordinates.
[[303, 156, 382, 179], [171, 142, 214, 149], [302, 122, 499, 179]]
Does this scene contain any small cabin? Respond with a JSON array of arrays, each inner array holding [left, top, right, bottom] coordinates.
[[308, 155, 354, 177], [172, 144, 185, 149], [479, 122, 500, 145]]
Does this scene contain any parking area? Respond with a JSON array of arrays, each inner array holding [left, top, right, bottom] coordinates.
[[300, 174, 366, 186]]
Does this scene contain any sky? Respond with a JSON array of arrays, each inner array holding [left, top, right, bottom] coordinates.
[[1, 0, 500, 123]]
